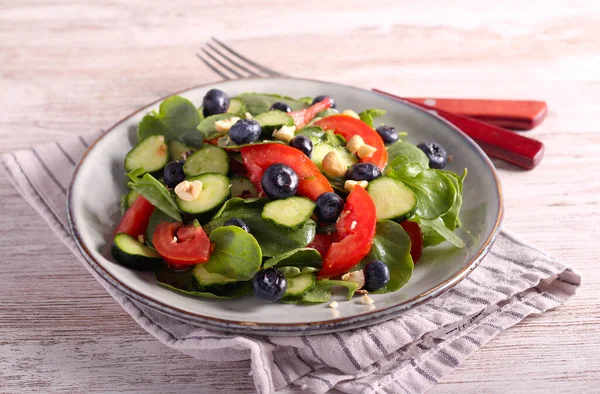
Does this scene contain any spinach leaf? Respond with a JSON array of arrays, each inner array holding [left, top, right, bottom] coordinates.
[[198, 113, 241, 140], [127, 169, 181, 221], [297, 126, 325, 144], [360, 220, 414, 293], [177, 130, 204, 148], [137, 96, 202, 142], [155, 266, 251, 299], [204, 198, 317, 256], [202, 226, 262, 280], [386, 141, 430, 168], [419, 217, 466, 248], [439, 169, 467, 230], [235, 93, 308, 115], [263, 248, 322, 269], [358, 108, 386, 128], [387, 162, 456, 220], [302, 280, 359, 303], [298, 96, 314, 105], [145, 209, 177, 247]]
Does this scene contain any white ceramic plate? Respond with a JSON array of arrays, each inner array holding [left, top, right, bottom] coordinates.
[[68, 78, 503, 336]]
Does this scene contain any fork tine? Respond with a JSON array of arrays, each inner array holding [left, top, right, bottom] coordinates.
[[201, 48, 245, 78], [196, 53, 232, 80], [211, 37, 288, 77], [205, 42, 261, 77]]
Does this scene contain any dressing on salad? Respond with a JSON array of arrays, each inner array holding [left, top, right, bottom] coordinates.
[[111, 90, 467, 305]]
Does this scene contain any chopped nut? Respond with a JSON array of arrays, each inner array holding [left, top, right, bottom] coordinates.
[[272, 125, 296, 142], [329, 301, 339, 309], [344, 180, 368, 192], [342, 109, 360, 119], [350, 220, 357, 230], [331, 309, 341, 318], [137, 235, 145, 243], [174, 180, 203, 201], [214, 116, 240, 133], [244, 112, 253, 119], [356, 289, 369, 295], [171, 236, 178, 244], [357, 144, 377, 159], [342, 270, 365, 289], [361, 294, 374, 305], [346, 135, 365, 154], [322, 151, 347, 177]]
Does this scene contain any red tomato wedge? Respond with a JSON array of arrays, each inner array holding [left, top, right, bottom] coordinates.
[[113, 196, 155, 238], [318, 187, 377, 279], [240, 143, 333, 201], [313, 115, 388, 169], [153, 222, 211, 266], [307, 233, 336, 257], [400, 221, 423, 263], [289, 97, 333, 128]]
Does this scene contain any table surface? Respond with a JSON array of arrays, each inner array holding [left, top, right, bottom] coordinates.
[[1, 1, 599, 393]]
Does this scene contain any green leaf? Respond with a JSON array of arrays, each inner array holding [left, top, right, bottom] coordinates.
[[387, 162, 457, 220], [263, 248, 322, 269], [127, 169, 181, 221], [358, 108, 386, 127], [297, 126, 325, 144], [198, 113, 241, 140], [202, 226, 262, 281], [204, 198, 317, 257], [145, 209, 177, 247], [137, 96, 203, 142], [177, 130, 204, 148], [386, 141, 430, 168], [154, 266, 252, 299], [315, 108, 339, 118], [360, 220, 414, 293], [236, 92, 308, 115], [298, 96, 314, 105], [302, 280, 359, 303], [419, 217, 466, 248]]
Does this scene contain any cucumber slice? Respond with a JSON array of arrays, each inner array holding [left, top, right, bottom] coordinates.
[[311, 143, 358, 171], [231, 175, 258, 198], [168, 139, 196, 161], [283, 273, 316, 298], [183, 145, 229, 176], [176, 173, 230, 215], [367, 177, 417, 220], [253, 111, 295, 134], [124, 135, 168, 173], [192, 264, 237, 287], [262, 197, 316, 229], [126, 189, 140, 209], [227, 98, 247, 116], [111, 233, 162, 271], [198, 113, 240, 140]]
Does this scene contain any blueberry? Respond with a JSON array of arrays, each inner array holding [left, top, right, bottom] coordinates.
[[289, 135, 313, 158], [202, 89, 229, 117], [223, 218, 250, 233], [270, 101, 291, 113], [312, 95, 336, 109], [229, 119, 262, 145], [375, 125, 399, 145], [345, 163, 381, 182], [315, 192, 344, 223], [261, 164, 299, 199], [163, 161, 185, 188], [364, 260, 390, 292], [252, 268, 287, 302], [417, 141, 447, 169]]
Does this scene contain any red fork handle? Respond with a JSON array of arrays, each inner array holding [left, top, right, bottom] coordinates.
[[373, 89, 545, 170]]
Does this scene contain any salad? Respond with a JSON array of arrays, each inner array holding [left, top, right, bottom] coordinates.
[[111, 89, 467, 305]]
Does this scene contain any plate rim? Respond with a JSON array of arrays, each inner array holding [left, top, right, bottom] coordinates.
[[67, 77, 504, 335]]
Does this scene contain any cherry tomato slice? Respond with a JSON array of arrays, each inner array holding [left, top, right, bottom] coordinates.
[[289, 97, 333, 128], [153, 222, 211, 266], [318, 187, 377, 278], [113, 196, 155, 238], [314, 115, 388, 169], [400, 221, 423, 263], [240, 143, 333, 201]]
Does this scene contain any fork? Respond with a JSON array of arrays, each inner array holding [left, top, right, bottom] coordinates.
[[198, 38, 545, 169]]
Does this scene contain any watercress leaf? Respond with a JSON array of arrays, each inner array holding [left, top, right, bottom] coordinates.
[[236, 92, 308, 115], [358, 108, 387, 127], [198, 113, 241, 140], [155, 266, 251, 299], [137, 96, 202, 142], [302, 280, 359, 303], [127, 170, 181, 221], [387, 162, 457, 219], [204, 198, 317, 257], [360, 220, 414, 293], [386, 141, 430, 168], [419, 217, 466, 248], [263, 248, 322, 269], [202, 226, 262, 281]]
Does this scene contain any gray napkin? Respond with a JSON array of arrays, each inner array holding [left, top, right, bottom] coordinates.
[[1, 133, 580, 394]]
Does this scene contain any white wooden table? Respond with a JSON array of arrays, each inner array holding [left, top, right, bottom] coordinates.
[[1, 1, 599, 392]]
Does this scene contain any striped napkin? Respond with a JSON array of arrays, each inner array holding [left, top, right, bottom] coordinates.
[[1, 132, 580, 394]]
